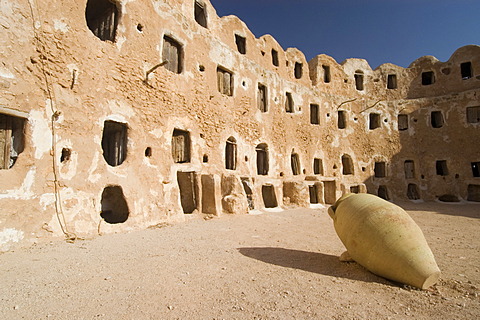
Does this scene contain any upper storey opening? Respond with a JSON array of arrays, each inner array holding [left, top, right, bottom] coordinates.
[[195, 1, 208, 28], [86, 0, 119, 42]]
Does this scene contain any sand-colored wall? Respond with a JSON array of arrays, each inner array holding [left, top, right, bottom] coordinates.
[[0, 0, 478, 250]]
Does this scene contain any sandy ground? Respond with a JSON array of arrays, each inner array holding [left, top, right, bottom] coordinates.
[[0, 201, 479, 320]]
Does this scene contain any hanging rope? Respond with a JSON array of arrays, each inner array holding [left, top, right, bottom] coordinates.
[[28, 0, 76, 242]]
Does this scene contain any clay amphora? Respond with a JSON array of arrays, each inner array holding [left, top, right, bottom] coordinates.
[[328, 193, 441, 289]]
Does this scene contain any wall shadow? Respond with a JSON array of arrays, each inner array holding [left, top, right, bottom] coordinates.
[[238, 247, 393, 286]]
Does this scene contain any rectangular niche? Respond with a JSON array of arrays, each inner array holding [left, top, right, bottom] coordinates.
[[217, 66, 233, 96], [461, 62, 473, 79], [201, 174, 217, 215], [369, 113, 381, 130], [285, 92, 294, 113], [378, 185, 389, 200], [0, 113, 25, 169], [172, 129, 191, 163], [422, 71, 435, 85], [313, 158, 323, 175], [294, 62, 303, 79], [310, 104, 320, 125], [309, 185, 319, 204], [387, 74, 397, 89], [472, 162, 480, 177], [354, 71, 364, 91], [291, 153, 301, 175], [374, 162, 386, 178], [262, 184, 278, 208], [467, 184, 480, 202], [350, 185, 360, 194], [398, 114, 408, 130], [271, 49, 279, 67], [322, 65, 331, 83], [323, 181, 336, 205], [436, 160, 449, 176], [466, 106, 480, 123], [338, 110, 346, 129], [177, 171, 198, 213], [404, 160, 415, 179], [342, 154, 354, 175], [162, 35, 183, 74], [431, 111, 444, 128], [407, 183, 420, 200], [257, 83, 268, 112]]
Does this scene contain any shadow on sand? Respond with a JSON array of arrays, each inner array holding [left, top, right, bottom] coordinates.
[[238, 247, 393, 286]]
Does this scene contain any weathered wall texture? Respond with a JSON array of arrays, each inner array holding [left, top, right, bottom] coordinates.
[[0, 0, 479, 250]]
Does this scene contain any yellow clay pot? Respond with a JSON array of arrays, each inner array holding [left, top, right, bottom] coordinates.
[[328, 193, 441, 289]]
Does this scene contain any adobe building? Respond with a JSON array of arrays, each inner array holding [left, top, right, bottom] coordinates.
[[0, 0, 479, 250]]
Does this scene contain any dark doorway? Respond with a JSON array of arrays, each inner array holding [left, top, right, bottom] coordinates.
[[177, 171, 197, 213], [262, 185, 278, 208], [100, 185, 129, 224]]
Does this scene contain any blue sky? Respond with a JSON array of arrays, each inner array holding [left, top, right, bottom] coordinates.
[[209, 0, 480, 69]]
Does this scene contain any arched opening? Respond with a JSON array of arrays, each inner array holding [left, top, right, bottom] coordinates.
[[100, 185, 129, 224], [225, 136, 237, 170], [101, 120, 127, 167], [256, 143, 269, 175], [85, 0, 119, 42]]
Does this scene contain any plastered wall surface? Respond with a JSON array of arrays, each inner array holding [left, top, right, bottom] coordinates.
[[0, 0, 478, 250]]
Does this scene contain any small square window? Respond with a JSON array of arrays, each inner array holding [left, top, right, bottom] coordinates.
[[422, 71, 435, 85]]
